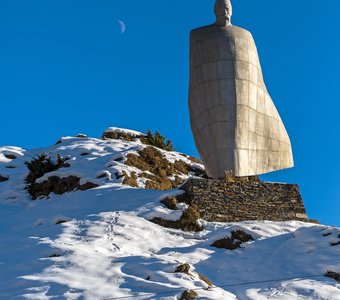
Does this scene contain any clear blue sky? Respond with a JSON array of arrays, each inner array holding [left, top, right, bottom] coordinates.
[[0, 0, 339, 226]]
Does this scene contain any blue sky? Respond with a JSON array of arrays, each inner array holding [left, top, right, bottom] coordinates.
[[0, 0, 339, 226]]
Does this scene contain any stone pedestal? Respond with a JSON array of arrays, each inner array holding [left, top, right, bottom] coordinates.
[[180, 178, 308, 223]]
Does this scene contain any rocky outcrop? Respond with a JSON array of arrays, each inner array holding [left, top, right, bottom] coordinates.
[[180, 290, 198, 300], [0, 175, 9, 182], [28, 176, 98, 200], [212, 230, 254, 250], [325, 271, 340, 282], [151, 206, 203, 232]]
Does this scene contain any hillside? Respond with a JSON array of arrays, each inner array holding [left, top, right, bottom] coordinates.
[[0, 127, 339, 299]]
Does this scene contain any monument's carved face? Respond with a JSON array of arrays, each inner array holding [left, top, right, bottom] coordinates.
[[214, 0, 232, 27]]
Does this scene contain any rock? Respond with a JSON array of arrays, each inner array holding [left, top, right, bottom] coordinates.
[[0, 175, 9, 182], [48, 252, 62, 258], [211, 237, 240, 250], [198, 273, 213, 287], [325, 271, 340, 282], [180, 290, 198, 300], [4, 154, 17, 160], [55, 219, 70, 225], [161, 197, 178, 210], [27, 176, 98, 200], [212, 230, 253, 250], [231, 230, 254, 243], [330, 240, 340, 247], [175, 263, 191, 274], [151, 206, 203, 232], [97, 171, 111, 179]]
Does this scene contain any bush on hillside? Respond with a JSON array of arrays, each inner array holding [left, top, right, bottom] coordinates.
[[101, 130, 141, 141], [28, 175, 98, 200], [141, 130, 174, 151], [123, 146, 205, 190], [151, 205, 203, 232], [122, 171, 138, 188], [25, 153, 70, 184], [124, 146, 202, 190]]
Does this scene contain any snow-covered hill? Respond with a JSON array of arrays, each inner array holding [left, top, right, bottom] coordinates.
[[0, 128, 339, 299]]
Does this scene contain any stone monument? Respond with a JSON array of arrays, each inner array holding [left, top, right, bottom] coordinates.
[[189, 0, 294, 179], [184, 0, 308, 223]]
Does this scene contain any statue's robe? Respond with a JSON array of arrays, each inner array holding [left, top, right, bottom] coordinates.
[[189, 25, 294, 178]]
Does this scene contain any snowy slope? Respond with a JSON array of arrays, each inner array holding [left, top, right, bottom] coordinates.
[[0, 128, 339, 299]]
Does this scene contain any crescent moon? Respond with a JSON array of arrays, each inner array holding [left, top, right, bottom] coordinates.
[[118, 20, 126, 34]]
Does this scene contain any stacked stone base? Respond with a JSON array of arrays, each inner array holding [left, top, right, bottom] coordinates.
[[180, 177, 308, 223]]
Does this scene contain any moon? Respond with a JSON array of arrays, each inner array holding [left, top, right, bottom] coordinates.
[[118, 20, 126, 34]]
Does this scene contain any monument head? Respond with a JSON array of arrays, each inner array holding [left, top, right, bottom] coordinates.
[[214, 0, 232, 27]]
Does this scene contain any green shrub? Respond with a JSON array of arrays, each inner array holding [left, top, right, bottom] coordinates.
[[141, 130, 175, 151], [25, 153, 70, 184]]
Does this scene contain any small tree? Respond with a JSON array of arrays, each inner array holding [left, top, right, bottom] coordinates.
[[141, 130, 175, 151]]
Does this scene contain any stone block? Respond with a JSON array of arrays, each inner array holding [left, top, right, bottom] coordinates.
[[249, 64, 258, 85], [248, 82, 258, 110], [235, 60, 250, 81], [202, 62, 218, 82], [217, 60, 235, 79], [218, 79, 236, 105], [249, 108, 257, 133], [180, 178, 308, 223], [235, 79, 249, 106], [235, 38, 250, 61]]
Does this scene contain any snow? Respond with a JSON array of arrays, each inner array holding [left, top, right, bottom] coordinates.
[[0, 128, 339, 299]]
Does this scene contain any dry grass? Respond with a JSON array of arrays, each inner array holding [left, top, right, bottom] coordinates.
[[175, 263, 191, 274], [161, 197, 178, 210], [122, 171, 138, 188], [151, 205, 202, 232], [123, 146, 204, 190], [198, 273, 213, 287], [179, 290, 198, 300]]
